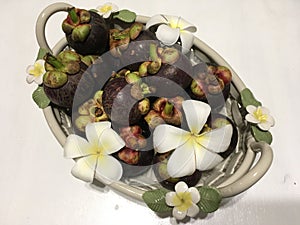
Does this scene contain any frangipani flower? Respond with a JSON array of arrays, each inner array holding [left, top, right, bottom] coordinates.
[[166, 181, 200, 220], [245, 105, 275, 131], [153, 100, 233, 178], [146, 15, 197, 54], [96, 2, 119, 18], [26, 59, 45, 85], [64, 121, 125, 184]]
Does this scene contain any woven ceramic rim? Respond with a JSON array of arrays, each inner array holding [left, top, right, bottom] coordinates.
[[36, 3, 273, 200]]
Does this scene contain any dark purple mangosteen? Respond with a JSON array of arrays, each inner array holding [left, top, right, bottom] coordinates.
[[62, 8, 109, 55], [43, 50, 94, 108]]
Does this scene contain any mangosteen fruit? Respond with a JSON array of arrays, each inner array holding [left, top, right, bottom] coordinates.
[[189, 63, 232, 110], [102, 77, 151, 125], [43, 50, 94, 108], [62, 7, 109, 55], [113, 125, 154, 177]]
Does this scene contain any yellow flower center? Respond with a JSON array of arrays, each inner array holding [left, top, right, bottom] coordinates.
[[253, 107, 268, 123], [100, 5, 113, 13], [173, 192, 193, 212], [29, 62, 44, 77]]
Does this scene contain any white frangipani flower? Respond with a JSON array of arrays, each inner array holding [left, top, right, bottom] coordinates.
[[146, 15, 197, 54], [64, 121, 125, 184], [165, 181, 200, 220], [96, 2, 119, 18], [26, 59, 45, 85], [153, 100, 233, 178], [245, 105, 275, 131]]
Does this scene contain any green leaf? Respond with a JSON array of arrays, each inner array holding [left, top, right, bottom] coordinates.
[[32, 86, 50, 109], [113, 9, 136, 23], [251, 125, 273, 144], [142, 188, 172, 213], [197, 186, 222, 213], [241, 88, 262, 108], [36, 48, 48, 60]]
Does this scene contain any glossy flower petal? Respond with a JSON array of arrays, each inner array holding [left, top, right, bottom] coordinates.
[[146, 15, 197, 54], [64, 134, 94, 158], [167, 138, 196, 178], [71, 155, 98, 182], [196, 125, 233, 153], [153, 100, 233, 177], [165, 181, 200, 220], [85, 121, 111, 144], [179, 30, 195, 54], [194, 144, 223, 170], [182, 100, 211, 134], [96, 2, 119, 18], [145, 14, 167, 30], [173, 207, 187, 220], [95, 155, 123, 184], [99, 127, 125, 155], [186, 203, 199, 217], [153, 124, 190, 153], [26, 59, 45, 85], [156, 24, 180, 46], [64, 121, 125, 184], [245, 105, 275, 131]]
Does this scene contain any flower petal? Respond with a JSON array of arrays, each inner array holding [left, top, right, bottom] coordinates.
[[153, 124, 190, 153], [167, 138, 196, 178], [173, 207, 187, 220], [195, 144, 223, 171], [246, 105, 257, 114], [34, 73, 44, 85], [71, 155, 97, 182], [164, 16, 196, 32], [180, 31, 194, 54], [165, 191, 177, 206], [245, 114, 260, 124], [186, 203, 199, 217], [187, 187, 200, 204], [156, 24, 180, 46], [175, 181, 189, 193], [182, 100, 211, 134], [258, 121, 272, 131], [99, 127, 125, 155], [26, 75, 35, 84], [196, 124, 233, 153], [26, 65, 34, 74], [85, 121, 111, 144], [145, 14, 167, 30], [64, 134, 95, 158], [94, 155, 123, 184]]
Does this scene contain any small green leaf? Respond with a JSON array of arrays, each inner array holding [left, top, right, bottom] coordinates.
[[113, 9, 136, 23], [32, 86, 50, 109], [197, 186, 222, 213], [142, 188, 172, 213], [241, 88, 262, 108], [36, 48, 48, 60], [251, 125, 273, 144]]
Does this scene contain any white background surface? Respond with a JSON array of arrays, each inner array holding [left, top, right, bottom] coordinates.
[[1, 0, 300, 224]]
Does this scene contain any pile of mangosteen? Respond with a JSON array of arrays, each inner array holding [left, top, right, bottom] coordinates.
[[43, 6, 237, 189]]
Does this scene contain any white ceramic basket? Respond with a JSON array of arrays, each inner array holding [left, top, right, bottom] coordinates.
[[35, 2, 273, 201]]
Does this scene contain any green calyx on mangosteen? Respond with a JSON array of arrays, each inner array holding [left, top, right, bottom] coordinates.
[[42, 50, 93, 108], [62, 7, 109, 55]]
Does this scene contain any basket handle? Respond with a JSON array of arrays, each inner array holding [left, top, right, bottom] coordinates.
[[35, 2, 73, 53], [218, 141, 273, 198]]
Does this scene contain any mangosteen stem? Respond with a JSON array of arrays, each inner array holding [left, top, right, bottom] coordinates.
[[69, 8, 79, 24], [44, 53, 64, 70], [163, 102, 174, 116]]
